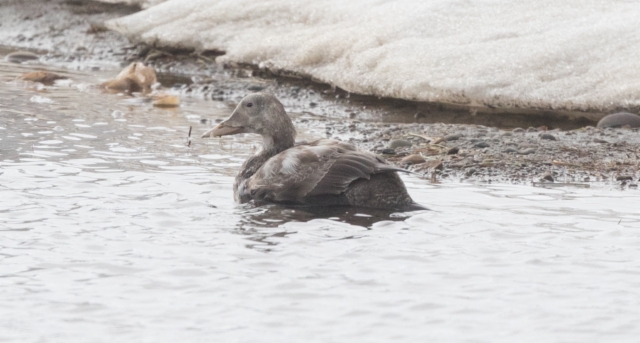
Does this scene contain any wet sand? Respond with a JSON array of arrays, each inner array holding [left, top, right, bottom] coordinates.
[[1, 0, 638, 187]]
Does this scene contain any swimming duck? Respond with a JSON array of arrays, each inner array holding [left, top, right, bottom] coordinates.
[[202, 93, 426, 211]]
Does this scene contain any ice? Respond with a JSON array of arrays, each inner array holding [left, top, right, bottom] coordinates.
[[106, 0, 640, 112]]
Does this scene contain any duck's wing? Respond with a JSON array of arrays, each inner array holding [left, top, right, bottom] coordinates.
[[246, 139, 405, 203]]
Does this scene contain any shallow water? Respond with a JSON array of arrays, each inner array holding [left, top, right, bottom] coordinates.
[[1, 60, 640, 343]]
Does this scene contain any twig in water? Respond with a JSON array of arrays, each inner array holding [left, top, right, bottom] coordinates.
[[187, 126, 192, 147]]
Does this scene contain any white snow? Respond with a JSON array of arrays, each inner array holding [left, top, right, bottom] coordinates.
[[106, 0, 640, 112]]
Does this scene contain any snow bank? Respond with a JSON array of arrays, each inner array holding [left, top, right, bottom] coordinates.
[[106, 0, 640, 112]]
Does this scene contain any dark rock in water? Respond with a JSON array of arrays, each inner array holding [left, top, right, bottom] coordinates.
[[593, 138, 609, 144], [247, 84, 265, 91], [541, 171, 554, 182], [388, 139, 412, 149], [616, 175, 634, 181], [527, 127, 538, 132], [518, 148, 536, 155], [447, 147, 459, 155], [504, 147, 518, 153], [465, 168, 477, 177], [502, 132, 513, 137], [597, 112, 640, 128], [400, 154, 425, 166], [445, 133, 462, 141], [5, 51, 39, 63], [540, 133, 557, 141], [512, 128, 525, 133], [474, 141, 490, 148]]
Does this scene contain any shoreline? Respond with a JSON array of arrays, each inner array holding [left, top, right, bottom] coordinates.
[[1, 0, 639, 188]]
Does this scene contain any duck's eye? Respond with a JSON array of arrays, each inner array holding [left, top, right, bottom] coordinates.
[[246, 103, 253, 108]]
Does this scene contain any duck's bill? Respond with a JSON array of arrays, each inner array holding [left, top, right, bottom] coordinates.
[[201, 124, 244, 138]]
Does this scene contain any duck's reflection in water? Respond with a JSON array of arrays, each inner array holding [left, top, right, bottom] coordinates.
[[232, 204, 418, 252]]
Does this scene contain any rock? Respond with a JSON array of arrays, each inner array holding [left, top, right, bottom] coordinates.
[[597, 112, 640, 128], [400, 154, 425, 166], [518, 148, 536, 155], [5, 51, 39, 63], [152, 94, 180, 108], [616, 175, 634, 181], [447, 147, 459, 155], [102, 62, 157, 93], [527, 127, 538, 132], [512, 128, 525, 133], [593, 138, 609, 144], [380, 148, 396, 155], [540, 133, 557, 140], [16, 71, 67, 84], [541, 171, 554, 182], [502, 132, 513, 137], [474, 141, 490, 148], [388, 139, 412, 149], [445, 133, 462, 141], [465, 168, 477, 177], [504, 147, 518, 153]]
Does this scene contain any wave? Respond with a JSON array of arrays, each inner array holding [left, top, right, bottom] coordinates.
[[106, 0, 640, 112]]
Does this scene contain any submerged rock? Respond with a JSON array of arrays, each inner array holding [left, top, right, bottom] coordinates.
[[152, 93, 180, 107], [16, 71, 67, 84], [597, 112, 640, 128], [5, 51, 39, 63], [102, 62, 157, 93]]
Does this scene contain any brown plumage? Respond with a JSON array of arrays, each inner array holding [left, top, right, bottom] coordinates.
[[202, 93, 426, 211]]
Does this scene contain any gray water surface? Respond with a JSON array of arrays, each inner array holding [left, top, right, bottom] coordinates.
[[1, 60, 640, 343]]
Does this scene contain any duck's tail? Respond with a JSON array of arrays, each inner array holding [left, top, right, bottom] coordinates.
[[398, 201, 429, 212]]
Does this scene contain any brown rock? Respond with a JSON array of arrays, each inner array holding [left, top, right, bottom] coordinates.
[[16, 71, 67, 84], [102, 62, 157, 93], [152, 94, 180, 108], [400, 154, 426, 166]]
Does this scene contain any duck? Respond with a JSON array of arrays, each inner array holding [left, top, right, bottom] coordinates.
[[202, 93, 426, 211]]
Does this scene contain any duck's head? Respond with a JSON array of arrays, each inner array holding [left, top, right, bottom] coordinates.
[[202, 93, 296, 150]]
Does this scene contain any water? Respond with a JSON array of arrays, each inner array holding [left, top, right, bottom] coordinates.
[[1, 60, 640, 343]]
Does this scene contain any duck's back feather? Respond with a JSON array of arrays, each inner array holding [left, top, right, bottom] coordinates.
[[244, 139, 405, 203]]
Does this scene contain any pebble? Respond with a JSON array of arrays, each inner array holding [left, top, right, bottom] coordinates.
[[597, 112, 640, 128], [465, 168, 477, 177], [5, 51, 39, 63], [540, 133, 556, 140], [380, 148, 395, 155], [512, 128, 525, 133], [593, 138, 609, 144], [616, 175, 634, 181], [447, 147, 459, 155], [504, 147, 518, 153], [388, 139, 412, 149], [400, 154, 425, 166], [518, 148, 536, 155], [474, 141, 490, 148], [445, 133, 462, 141]]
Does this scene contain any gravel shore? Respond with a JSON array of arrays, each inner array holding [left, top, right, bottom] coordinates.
[[2, 0, 639, 188]]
